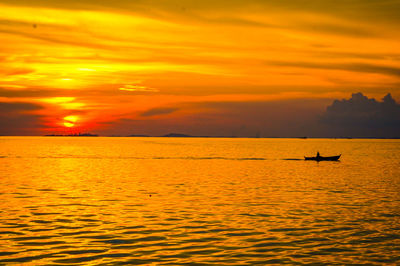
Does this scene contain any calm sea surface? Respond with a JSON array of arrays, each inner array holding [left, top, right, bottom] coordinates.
[[1, 137, 399, 265]]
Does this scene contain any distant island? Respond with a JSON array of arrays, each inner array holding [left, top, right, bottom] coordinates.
[[45, 133, 98, 137], [128, 134, 151, 137], [161, 133, 193, 137]]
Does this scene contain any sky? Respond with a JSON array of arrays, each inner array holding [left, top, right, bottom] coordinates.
[[0, 0, 399, 137]]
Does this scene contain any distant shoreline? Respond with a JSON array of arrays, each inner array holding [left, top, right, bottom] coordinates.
[[44, 133, 98, 137], [1, 133, 398, 139]]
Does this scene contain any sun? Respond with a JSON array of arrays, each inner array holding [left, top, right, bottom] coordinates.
[[63, 115, 78, 128]]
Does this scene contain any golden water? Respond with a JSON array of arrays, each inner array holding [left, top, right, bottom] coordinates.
[[1, 137, 400, 264]]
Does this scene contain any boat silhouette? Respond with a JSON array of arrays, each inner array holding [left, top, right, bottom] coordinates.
[[304, 153, 341, 161]]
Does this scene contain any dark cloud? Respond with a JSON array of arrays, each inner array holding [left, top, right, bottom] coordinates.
[[310, 51, 400, 61], [140, 107, 179, 117], [0, 87, 89, 98], [0, 88, 48, 98], [320, 92, 400, 138], [0, 114, 43, 135], [0, 101, 42, 112], [251, 0, 400, 24], [0, 102, 44, 135], [268, 61, 400, 77]]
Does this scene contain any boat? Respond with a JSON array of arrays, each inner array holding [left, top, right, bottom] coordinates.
[[304, 154, 341, 161]]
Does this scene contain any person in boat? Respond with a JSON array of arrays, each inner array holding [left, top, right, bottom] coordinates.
[[316, 151, 321, 159]]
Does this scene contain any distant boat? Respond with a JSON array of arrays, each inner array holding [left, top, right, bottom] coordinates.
[[304, 154, 341, 161]]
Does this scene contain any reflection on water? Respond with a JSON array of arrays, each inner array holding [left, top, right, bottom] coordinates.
[[0, 137, 399, 264]]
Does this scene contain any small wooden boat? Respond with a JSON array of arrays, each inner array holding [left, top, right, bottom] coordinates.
[[304, 154, 341, 161]]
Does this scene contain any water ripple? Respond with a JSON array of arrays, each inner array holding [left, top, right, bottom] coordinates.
[[2, 137, 400, 265]]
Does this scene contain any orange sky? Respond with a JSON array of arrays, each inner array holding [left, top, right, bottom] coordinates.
[[0, 0, 399, 136]]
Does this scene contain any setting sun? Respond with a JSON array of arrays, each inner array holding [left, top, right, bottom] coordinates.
[[63, 115, 78, 128]]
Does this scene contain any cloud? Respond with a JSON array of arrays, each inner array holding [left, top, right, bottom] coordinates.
[[140, 107, 179, 117], [268, 61, 400, 77], [3, 0, 400, 21], [0, 28, 111, 50], [0, 114, 43, 135], [301, 21, 377, 38], [0, 87, 83, 98], [0, 101, 42, 112], [0, 67, 35, 76], [320, 92, 400, 137], [0, 101, 44, 135], [119, 85, 159, 92], [2, 0, 399, 36], [40, 97, 86, 110]]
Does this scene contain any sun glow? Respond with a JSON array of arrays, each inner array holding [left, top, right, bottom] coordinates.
[[63, 115, 78, 128]]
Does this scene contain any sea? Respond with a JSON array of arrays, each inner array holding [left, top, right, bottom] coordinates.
[[0, 137, 399, 265]]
